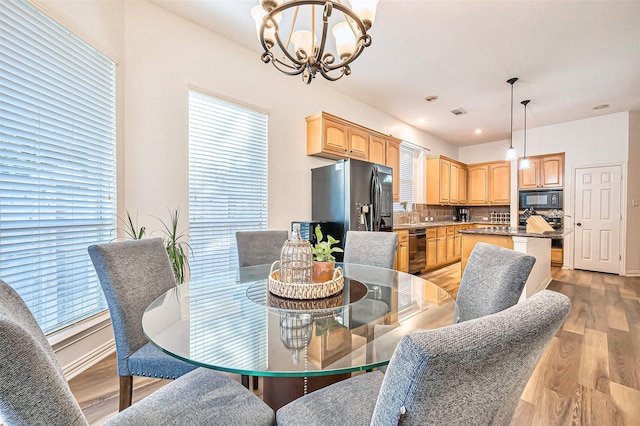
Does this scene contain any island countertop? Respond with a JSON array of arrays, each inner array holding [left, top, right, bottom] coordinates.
[[459, 226, 572, 240]]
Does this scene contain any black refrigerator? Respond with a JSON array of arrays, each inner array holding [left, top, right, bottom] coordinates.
[[311, 159, 394, 262]]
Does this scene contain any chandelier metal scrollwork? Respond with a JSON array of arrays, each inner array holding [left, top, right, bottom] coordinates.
[[251, 0, 379, 84]]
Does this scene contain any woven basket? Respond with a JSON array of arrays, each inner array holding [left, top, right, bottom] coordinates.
[[269, 261, 344, 300]]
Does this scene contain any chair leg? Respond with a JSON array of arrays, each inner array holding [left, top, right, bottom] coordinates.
[[241, 374, 249, 389], [252, 375, 259, 390], [119, 375, 133, 411]]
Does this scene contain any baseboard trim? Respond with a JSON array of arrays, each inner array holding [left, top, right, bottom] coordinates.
[[623, 270, 640, 277], [62, 339, 116, 380]]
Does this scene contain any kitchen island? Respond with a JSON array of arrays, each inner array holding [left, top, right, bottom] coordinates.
[[459, 226, 572, 301]]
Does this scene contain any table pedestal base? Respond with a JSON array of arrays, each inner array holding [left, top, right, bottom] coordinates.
[[263, 373, 351, 411]]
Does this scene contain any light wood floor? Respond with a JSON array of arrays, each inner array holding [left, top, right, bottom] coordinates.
[[69, 264, 640, 425]]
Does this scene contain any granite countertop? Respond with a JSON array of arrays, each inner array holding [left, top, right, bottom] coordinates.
[[458, 226, 572, 239], [393, 221, 506, 230]]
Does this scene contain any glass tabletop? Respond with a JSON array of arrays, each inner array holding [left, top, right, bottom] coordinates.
[[142, 263, 458, 377]]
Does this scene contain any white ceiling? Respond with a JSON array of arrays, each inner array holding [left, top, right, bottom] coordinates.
[[151, 0, 640, 146]]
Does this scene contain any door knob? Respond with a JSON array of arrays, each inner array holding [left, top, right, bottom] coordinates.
[[576, 223, 582, 226]]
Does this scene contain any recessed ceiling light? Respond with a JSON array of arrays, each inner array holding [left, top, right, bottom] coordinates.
[[424, 95, 438, 102], [475, 129, 482, 134], [593, 104, 610, 110], [417, 118, 426, 124]]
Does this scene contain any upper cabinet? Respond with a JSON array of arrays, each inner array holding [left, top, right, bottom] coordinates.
[[518, 153, 564, 190], [466, 161, 510, 205], [306, 112, 401, 201], [426, 156, 466, 205]]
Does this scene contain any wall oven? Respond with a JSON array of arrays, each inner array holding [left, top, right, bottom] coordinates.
[[408, 228, 426, 274], [519, 189, 563, 210]]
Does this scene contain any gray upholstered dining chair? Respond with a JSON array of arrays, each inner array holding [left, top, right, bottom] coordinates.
[[235, 230, 288, 267], [456, 242, 536, 322], [0, 279, 275, 426], [276, 289, 570, 426], [88, 238, 199, 411], [235, 230, 288, 389], [343, 231, 398, 269]]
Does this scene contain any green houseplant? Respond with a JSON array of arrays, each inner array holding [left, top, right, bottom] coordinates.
[[311, 226, 343, 282], [155, 207, 192, 285]]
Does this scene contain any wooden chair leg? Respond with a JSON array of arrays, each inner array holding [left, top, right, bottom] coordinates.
[[252, 375, 259, 390], [241, 374, 249, 389], [119, 375, 133, 411]]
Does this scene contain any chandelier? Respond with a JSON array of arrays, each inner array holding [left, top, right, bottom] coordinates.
[[251, 0, 380, 84]]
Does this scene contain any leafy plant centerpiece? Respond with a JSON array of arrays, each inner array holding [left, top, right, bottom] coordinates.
[[311, 227, 343, 283]]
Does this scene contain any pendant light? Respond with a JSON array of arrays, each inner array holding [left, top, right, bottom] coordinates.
[[519, 100, 531, 170], [504, 77, 518, 161]]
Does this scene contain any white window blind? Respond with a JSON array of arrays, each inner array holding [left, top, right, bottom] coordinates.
[[0, 1, 116, 334], [395, 142, 418, 210], [188, 91, 268, 278]]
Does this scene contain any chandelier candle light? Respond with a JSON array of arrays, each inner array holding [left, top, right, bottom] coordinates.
[[519, 99, 531, 170], [505, 77, 518, 161], [251, 0, 379, 84]]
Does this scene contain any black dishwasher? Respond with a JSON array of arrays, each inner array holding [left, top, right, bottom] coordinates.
[[408, 228, 426, 274]]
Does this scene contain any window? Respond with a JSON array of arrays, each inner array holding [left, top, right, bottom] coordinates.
[[188, 91, 268, 278], [395, 142, 421, 211], [0, 0, 116, 334]]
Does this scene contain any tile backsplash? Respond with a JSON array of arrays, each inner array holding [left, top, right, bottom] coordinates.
[[394, 203, 510, 224]]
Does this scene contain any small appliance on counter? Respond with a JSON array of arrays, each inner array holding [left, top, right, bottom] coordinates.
[[457, 208, 469, 222]]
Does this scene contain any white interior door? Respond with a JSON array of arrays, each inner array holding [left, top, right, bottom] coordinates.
[[574, 165, 621, 273]]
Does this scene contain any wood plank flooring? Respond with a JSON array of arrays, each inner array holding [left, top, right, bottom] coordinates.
[[69, 264, 640, 425]]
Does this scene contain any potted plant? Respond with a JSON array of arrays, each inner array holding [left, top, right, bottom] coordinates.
[[155, 207, 192, 285], [311, 226, 343, 283]]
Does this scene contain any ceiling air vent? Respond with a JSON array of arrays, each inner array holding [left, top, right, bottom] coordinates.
[[450, 108, 467, 116]]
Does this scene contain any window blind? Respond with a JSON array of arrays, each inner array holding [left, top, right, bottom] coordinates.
[[0, 0, 116, 334], [396, 142, 417, 210], [188, 91, 268, 278]]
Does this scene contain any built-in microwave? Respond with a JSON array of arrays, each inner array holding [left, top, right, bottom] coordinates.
[[519, 189, 563, 210]]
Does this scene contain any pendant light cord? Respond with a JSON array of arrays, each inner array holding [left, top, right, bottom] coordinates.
[[507, 77, 518, 149]]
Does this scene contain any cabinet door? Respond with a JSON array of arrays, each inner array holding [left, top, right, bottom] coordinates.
[[446, 235, 455, 261], [322, 118, 349, 155], [450, 162, 459, 204], [426, 238, 437, 268], [468, 165, 489, 204], [436, 237, 447, 264], [454, 234, 462, 259], [347, 127, 369, 160], [398, 242, 408, 272], [439, 160, 450, 204], [518, 158, 540, 190], [489, 162, 511, 204], [385, 139, 400, 202], [369, 136, 386, 165], [459, 166, 467, 204], [541, 154, 564, 188]]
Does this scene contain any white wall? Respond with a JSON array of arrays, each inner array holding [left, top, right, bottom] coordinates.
[[122, 1, 454, 233]]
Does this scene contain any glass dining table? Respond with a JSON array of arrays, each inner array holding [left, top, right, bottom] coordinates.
[[142, 263, 458, 410]]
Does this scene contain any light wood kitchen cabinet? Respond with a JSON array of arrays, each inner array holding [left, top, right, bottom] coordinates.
[[468, 164, 489, 204], [489, 161, 511, 204], [518, 153, 565, 189], [394, 230, 409, 272], [369, 136, 386, 165], [306, 112, 369, 161], [426, 156, 465, 205], [385, 139, 400, 202], [454, 226, 462, 258], [435, 227, 447, 264], [425, 228, 437, 269], [450, 162, 460, 203], [458, 166, 467, 204]]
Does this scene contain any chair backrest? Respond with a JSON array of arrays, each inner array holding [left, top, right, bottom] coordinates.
[[235, 230, 288, 267], [0, 279, 88, 426], [88, 238, 176, 376], [371, 289, 570, 426], [343, 231, 398, 269], [456, 242, 536, 322]]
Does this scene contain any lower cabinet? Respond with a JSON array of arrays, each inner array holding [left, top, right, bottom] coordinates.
[[426, 228, 437, 269], [424, 225, 466, 271], [394, 230, 409, 272]]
